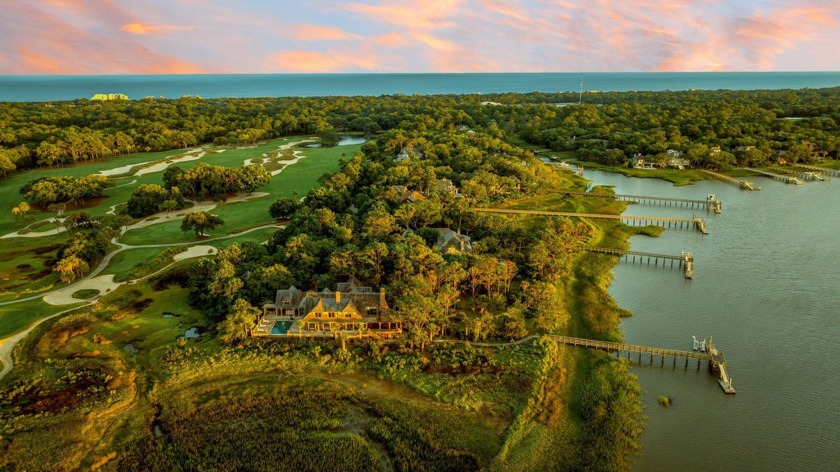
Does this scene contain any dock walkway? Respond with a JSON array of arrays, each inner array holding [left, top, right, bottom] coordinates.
[[745, 168, 803, 185], [474, 208, 709, 234], [548, 335, 735, 394], [585, 247, 694, 278], [794, 164, 839, 178], [558, 191, 721, 212], [700, 169, 759, 190]]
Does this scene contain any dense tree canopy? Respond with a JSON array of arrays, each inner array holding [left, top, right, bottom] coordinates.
[[2, 88, 837, 176]]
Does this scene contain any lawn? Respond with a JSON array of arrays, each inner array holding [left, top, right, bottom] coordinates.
[[0, 298, 87, 340], [0, 149, 186, 229], [119, 141, 358, 245], [0, 234, 66, 300], [0, 137, 320, 235]]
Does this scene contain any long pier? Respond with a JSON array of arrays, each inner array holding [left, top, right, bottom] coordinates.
[[700, 169, 759, 190], [558, 191, 722, 213], [768, 166, 830, 182], [585, 247, 694, 279], [473, 208, 709, 234], [794, 164, 839, 178], [548, 335, 735, 394], [745, 168, 803, 185]]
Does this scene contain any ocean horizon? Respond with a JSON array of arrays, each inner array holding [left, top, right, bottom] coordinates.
[[1, 71, 840, 102]]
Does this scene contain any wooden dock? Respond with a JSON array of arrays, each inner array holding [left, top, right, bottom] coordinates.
[[793, 164, 838, 179], [745, 168, 803, 185], [768, 166, 830, 182], [558, 191, 722, 213], [474, 208, 709, 234], [585, 247, 694, 279], [700, 169, 759, 191], [548, 335, 735, 394]]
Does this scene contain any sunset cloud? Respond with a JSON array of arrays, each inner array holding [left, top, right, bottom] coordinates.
[[1, 0, 839, 74], [271, 49, 381, 72], [291, 25, 356, 41], [122, 22, 193, 35]]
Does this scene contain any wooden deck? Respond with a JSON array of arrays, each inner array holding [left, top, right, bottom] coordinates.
[[549, 335, 710, 360], [794, 164, 840, 178], [745, 168, 803, 185], [700, 169, 759, 190], [585, 247, 694, 278], [548, 335, 735, 394], [474, 208, 709, 234], [558, 190, 721, 212]]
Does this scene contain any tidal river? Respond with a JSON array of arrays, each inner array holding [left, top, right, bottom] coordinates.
[[582, 170, 840, 471]]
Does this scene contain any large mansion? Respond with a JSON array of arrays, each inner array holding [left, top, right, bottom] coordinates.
[[254, 279, 399, 338]]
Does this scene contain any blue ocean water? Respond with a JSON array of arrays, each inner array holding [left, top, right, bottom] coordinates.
[[1, 72, 839, 102]]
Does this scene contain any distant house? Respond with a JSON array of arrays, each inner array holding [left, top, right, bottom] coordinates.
[[710, 146, 721, 155], [432, 228, 473, 254], [436, 178, 463, 197], [91, 93, 128, 101], [389, 185, 426, 203], [394, 147, 423, 163], [667, 156, 692, 169], [631, 154, 656, 169], [735, 145, 756, 152], [262, 280, 389, 321]]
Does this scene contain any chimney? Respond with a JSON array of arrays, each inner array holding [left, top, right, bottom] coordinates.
[[335, 290, 341, 304]]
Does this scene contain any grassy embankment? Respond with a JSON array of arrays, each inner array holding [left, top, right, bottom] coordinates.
[[484, 172, 647, 471]]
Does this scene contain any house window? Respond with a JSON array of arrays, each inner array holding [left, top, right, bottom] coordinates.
[[329, 312, 336, 318], [345, 313, 352, 318]]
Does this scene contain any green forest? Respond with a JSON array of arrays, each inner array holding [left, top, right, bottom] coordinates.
[[1, 87, 839, 176]]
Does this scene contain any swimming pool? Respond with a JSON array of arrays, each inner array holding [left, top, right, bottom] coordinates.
[[270, 320, 294, 335]]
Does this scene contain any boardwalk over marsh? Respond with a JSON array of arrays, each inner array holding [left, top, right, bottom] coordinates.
[[473, 208, 709, 234], [558, 190, 722, 212]]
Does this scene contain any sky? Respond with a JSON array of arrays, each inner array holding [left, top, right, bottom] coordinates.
[[1, 0, 840, 74]]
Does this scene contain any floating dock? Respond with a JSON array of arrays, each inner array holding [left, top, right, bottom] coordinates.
[[474, 208, 709, 234], [585, 247, 695, 279], [700, 169, 759, 190], [558, 191, 722, 213], [745, 168, 803, 185]]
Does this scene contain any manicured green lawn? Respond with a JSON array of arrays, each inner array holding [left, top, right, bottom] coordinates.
[[0, 137, 317, 234], [100, 247, 171, 279], [0, 299, 86, 340], [120, 142, 358, 245]]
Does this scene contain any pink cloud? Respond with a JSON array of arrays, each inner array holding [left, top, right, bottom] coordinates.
[[3, 0, 840, 74], [374, 33, 408, 47], [344, 0, 461, 31], [122, 22, 194, 35], [0, 2, 204, 74], [271, 49, 381, 72], [291, 25, 356, 41]]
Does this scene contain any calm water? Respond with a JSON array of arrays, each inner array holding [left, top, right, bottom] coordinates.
[[582, 170, 840, 471], [1, 72, 840, 102]]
